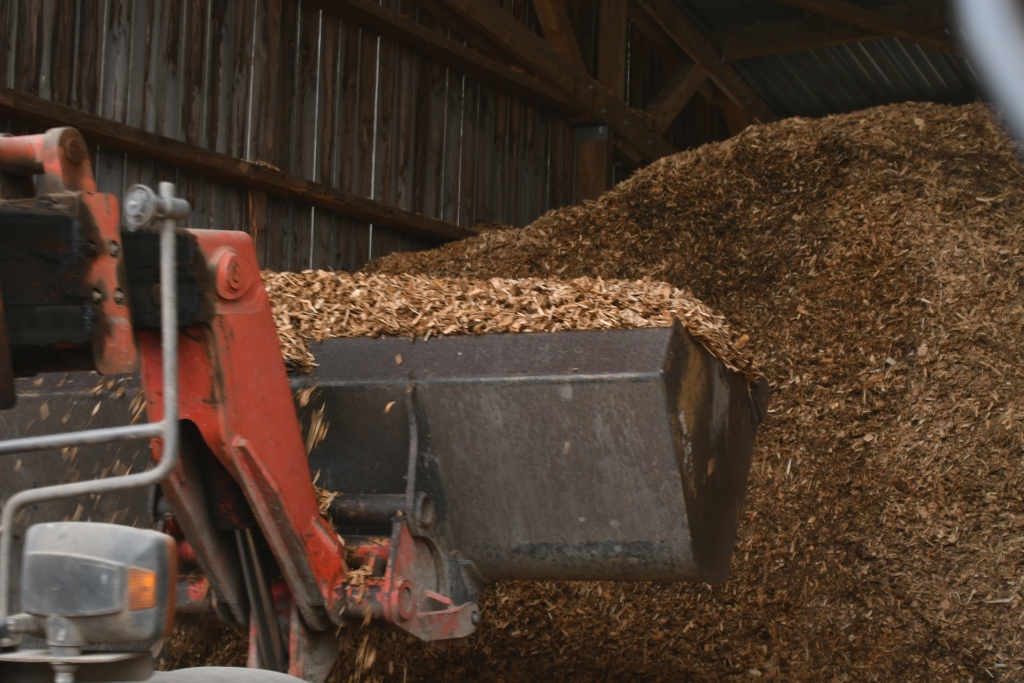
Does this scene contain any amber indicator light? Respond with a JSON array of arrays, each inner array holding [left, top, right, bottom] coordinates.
[[127, 567, 158, 611]]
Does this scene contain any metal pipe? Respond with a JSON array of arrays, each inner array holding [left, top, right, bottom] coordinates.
[[327, 493, 406, 527], [0, 134, 44, 174], [0, 423, 163, 457], [954, 0, 1024, 144], [236, 528, 285, 672], [0, 182, 184, 618]]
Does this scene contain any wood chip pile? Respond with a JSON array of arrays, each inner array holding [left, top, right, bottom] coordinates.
[[164, 101, 1024, 682], [262, 271, 758, 379]]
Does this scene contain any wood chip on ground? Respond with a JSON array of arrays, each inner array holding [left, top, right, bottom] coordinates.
[[162, 101, 1024, 683]]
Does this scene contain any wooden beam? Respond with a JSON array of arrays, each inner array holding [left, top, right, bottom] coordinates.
[[627, 3, 684, 66], [0, 87, 475, 242], [716, 18, 879, 62], [389, 0, 519, 65], [533, 0, 588, 73], [430, 0, 677, 162], [632, 0, 778, 124], [575, 125, 613, 201], [598, 0, 626, 191], [721, 98, 751, 136], [598, 0, 629, 99], [713, 0, 950, 61], [322, 0, 577, 118], [645, 62, 707, 133], [772, 0, 958, 54]]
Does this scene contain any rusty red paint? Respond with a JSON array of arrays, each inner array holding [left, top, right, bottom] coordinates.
[[176, 575, 213, 614], [349, 540, 391, 576], [138, 229, 347, 632], [177, 540, 197, 566], [0, 128, 136, 375], [345, 521, 478, 641]]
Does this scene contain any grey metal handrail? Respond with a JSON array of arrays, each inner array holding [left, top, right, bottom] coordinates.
[[0, 182, 188, 618]]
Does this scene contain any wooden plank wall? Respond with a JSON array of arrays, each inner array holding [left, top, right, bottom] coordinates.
[[562, 3, 732, 184], [0, 0, 575, 272], [0, 0, 743, 273]]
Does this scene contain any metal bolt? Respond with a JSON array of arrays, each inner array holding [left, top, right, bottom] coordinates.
[[61, 135, 86, 165], [108, 240, 120, 258], [397, 580, 416, 620], [91, 289, 104, 304], [415, 492, 436, 528], [215, 249, 251, 300], [113, 289, 125, 305], [228, 260, 244, 287]]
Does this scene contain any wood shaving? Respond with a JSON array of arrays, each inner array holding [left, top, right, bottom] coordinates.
[[164, 101, 1024, 682], [305, 404, 329, 455], [263, 271, 759, 379]]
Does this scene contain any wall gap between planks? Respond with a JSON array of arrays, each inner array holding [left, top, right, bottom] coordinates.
[[0, 0, 687, 272]]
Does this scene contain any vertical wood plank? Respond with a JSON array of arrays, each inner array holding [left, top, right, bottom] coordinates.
[[598, 0, 628, 98], [518, 102, 536, 225], [140, 0, 183, 136], [0, 2, 19, 90], [356, 23, 378, 261], [245, 0, 279, 261], [507, 96, 523, 225], [374, 33, 397, 210], [392, 5, 419, 214], [180, 0, 208, 147], [265, 197, 291, 271], [49, 0, 77, 105], [492, 86, 510, 225], [440, 71, 463, 224], [547, 115, 563, 210], [16, 0, 44, 95], [72, 0, 102, 114], [335, 20, 366, 267], [458, 80, 478, 228], [292, 5, 321, 267], [412, 55, 445, 220], [248, 186, 269, 267], [336, 19, 361, 197], [123, 0, 152, 128], [473, 83, 495, 224], [312, 11, 342, 270]]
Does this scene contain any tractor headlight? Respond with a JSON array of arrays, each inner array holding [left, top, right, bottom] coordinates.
[[20, 522, 176, 647]]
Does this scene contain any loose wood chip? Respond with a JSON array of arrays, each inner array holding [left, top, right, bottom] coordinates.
[[262, 271, 759, 380], [164, 101, 1024, 683]]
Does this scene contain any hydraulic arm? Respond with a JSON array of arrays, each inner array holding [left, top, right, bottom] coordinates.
[[0, 128, 768, 683]]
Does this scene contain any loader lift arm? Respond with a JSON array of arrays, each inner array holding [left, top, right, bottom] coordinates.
[[0, 127, 767, 683]]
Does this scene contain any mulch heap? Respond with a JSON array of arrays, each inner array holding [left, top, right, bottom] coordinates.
[[262, 271, 760, 379], [165, 101, 1024, 682]]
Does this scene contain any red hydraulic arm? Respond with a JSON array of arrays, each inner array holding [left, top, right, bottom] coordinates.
[[138, 230, 347, 630]]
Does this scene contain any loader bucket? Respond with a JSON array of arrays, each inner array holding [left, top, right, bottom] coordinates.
[[300, 320, 768, 586]]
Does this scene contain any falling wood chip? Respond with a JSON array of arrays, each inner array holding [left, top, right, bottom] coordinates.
[[163, 101, 1024, 682]]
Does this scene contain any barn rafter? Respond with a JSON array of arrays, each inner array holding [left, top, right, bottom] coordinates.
[[0, 0, 972, 264]]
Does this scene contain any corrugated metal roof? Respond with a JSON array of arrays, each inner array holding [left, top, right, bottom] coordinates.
[[674, 0, 981, 119]]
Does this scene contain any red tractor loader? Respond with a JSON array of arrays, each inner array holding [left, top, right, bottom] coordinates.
[[0, 128, 766, 683]]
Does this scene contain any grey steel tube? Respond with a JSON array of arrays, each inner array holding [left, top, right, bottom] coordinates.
[[954, 0, 1024, 143], [0, 422, 164, 456], [328, 494, 406, 526], [0, 182, 184, 618]]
